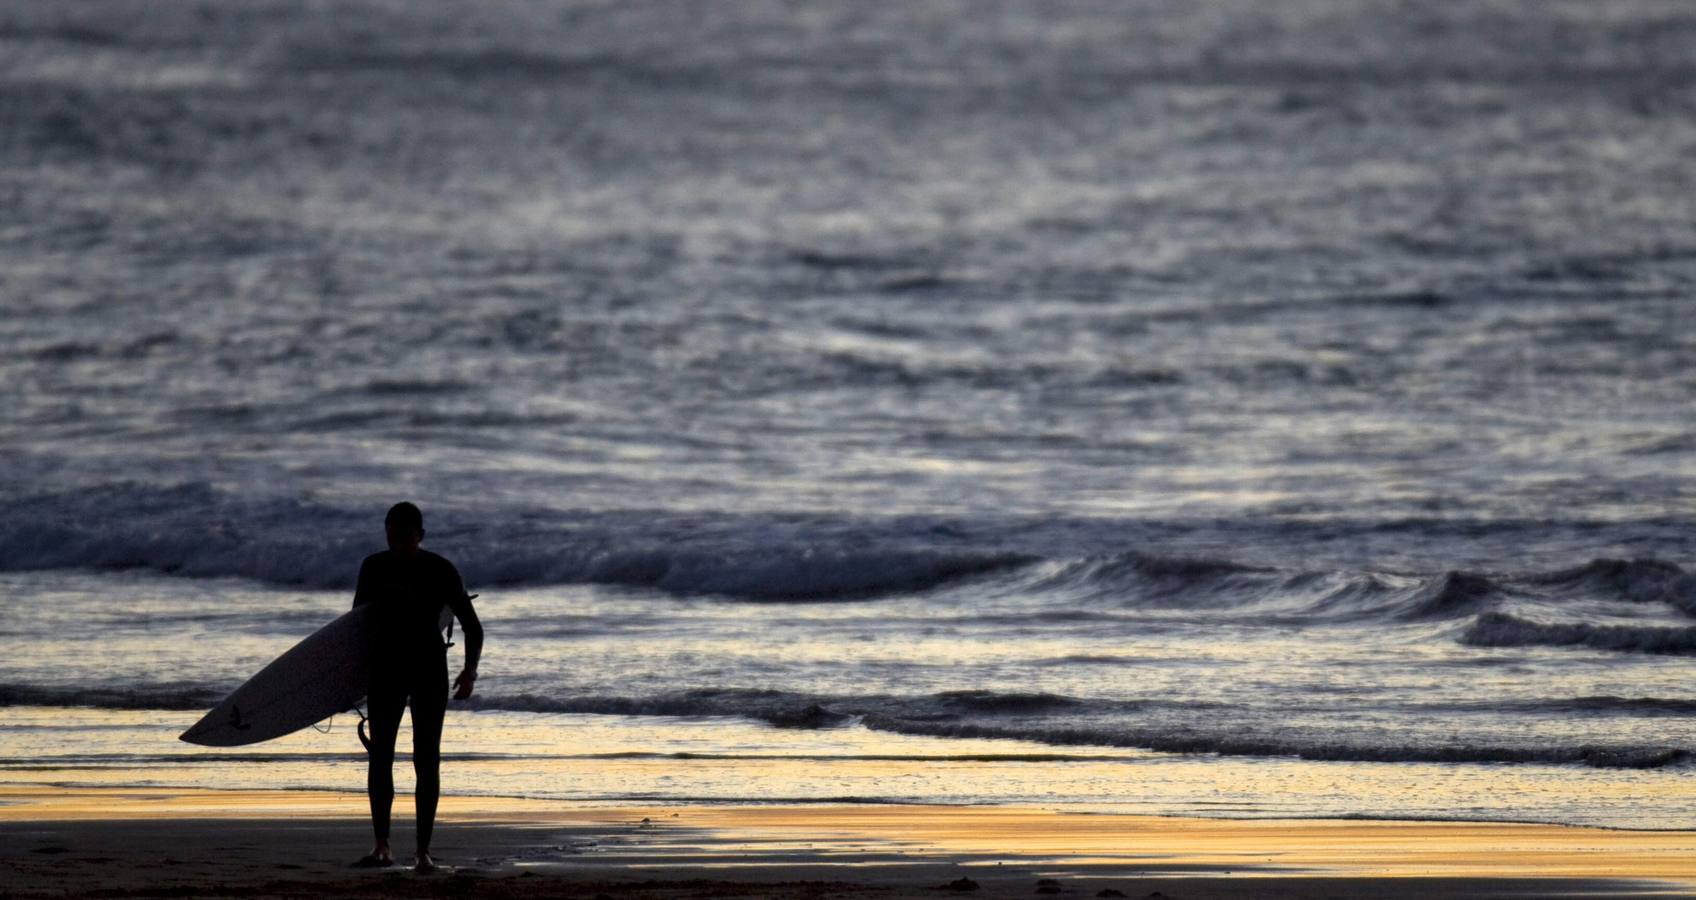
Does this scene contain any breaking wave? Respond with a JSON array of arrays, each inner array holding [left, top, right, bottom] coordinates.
[[1528, 558, 1696, 612], [867, 718, 1688, 770], [0, 683, 223, 711], [1462, 612, 1696, 656], [0, 482, 1690, 620], [16, 681, 1682, 771], [0, 482, 1033, 600]]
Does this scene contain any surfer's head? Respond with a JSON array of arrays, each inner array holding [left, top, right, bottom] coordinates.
[[384, 501, 425, 555]]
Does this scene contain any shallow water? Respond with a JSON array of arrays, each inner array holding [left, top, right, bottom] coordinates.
[[3, 569, 1696, 828]]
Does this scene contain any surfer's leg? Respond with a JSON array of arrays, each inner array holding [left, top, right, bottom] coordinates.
[[410, 664, 449, 858], [366, 685, 405, 850]]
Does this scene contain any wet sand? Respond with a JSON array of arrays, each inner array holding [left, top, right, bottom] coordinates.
[[2, 787, 1693, 898]]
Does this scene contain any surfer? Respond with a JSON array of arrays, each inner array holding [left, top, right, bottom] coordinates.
[[351, 501, 483, 872]]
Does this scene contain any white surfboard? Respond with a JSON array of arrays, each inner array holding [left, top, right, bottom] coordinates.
[[180, 603, 456, 747]]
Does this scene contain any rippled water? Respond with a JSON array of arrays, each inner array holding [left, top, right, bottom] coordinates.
[[3, 0, 1695, 828]]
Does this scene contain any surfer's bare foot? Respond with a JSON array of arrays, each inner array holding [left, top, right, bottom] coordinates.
[[352, 843, 394, 868], [414, 851, 437, 872]]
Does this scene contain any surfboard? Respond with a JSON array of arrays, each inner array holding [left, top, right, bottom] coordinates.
[[179, 603, 457, 747]]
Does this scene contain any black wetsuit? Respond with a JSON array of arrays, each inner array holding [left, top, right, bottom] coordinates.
[[352, 548, 473, 851]]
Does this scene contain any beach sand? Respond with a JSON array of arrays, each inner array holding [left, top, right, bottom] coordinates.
[[2, 787, 1693, 899]]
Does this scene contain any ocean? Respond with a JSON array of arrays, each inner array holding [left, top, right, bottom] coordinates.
[[3, 0, 1695, 830]]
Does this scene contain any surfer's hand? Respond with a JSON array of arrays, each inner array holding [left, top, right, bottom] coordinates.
[[453, 669, 477, 700]]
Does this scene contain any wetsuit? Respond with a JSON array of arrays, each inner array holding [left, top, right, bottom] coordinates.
[[352, 548, 477, 852]]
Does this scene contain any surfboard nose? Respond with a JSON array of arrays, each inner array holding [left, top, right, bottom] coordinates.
[[179, 714, 215, 744]]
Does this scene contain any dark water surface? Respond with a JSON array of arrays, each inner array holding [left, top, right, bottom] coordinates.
[[2, 0, 1694, 827]]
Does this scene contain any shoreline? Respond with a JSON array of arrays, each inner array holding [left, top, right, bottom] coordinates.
[[7, 779, 1693, 833], [4, 787, 1695, 899]]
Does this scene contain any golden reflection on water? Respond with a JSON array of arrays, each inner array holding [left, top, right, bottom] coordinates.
[[4, 707, 1695, 831]]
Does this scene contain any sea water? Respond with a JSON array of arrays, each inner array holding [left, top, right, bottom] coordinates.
[[2, 0, 1695, 829]]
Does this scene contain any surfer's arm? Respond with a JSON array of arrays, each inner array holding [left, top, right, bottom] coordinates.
[[351, 557, 375, 610], [449, 591, 483, 699]]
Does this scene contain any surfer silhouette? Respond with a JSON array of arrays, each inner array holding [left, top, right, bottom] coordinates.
[[351, 502, 483, 872]]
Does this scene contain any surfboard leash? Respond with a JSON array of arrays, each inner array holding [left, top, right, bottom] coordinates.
[[354, 703, 372, 753]]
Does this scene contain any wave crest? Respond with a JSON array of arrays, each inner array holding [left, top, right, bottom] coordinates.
[[862, 717, 1686, 769], [0, 481, 1033, 600], [1531, 558, 1696, 611], [1461, 612, 1696, 656]]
